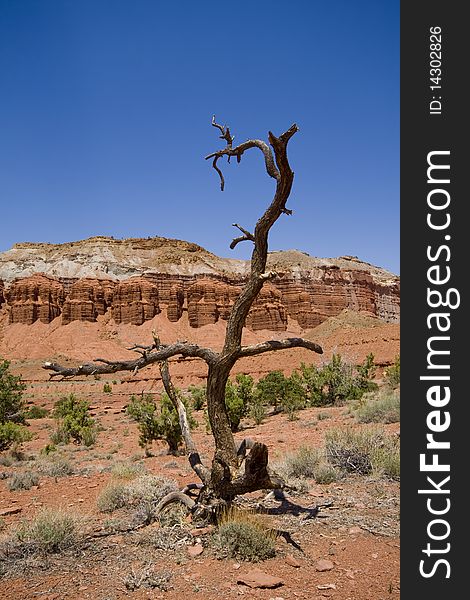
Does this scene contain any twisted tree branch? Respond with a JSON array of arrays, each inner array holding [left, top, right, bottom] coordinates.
[[43, 342, 218, 378], [238, 338, 323, 358]]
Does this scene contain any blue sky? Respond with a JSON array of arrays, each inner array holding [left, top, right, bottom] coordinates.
[[0, 0, 399, 273]]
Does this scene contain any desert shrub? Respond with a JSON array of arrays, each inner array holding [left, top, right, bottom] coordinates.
[[97, 475, 178, 514], [124, 565, 172, 592], [157, 502, 188, 528], [8, 470, 40, 491], [355, 353, 378, 390], [213, 507, 277, 562], [97, 482, 130, 512], [275, 446, 341, 485], [0, 358, 27, 425], [0, 421, 33, 452], [0, 453, 14, 467], [320, 354, 358, 405], [313, 462, 340, 484], [325, 426, 400, 479], [255, 370, 288, 412], [80, 426, 97, 447], [103, 382, 112, 394], [49, 426, 71, 445], [278, 446, 322, 479], [384, 355, 400, 388], [235, 374, 255, 407], [15, 508, 79, 554], [111, 461, 146, 480], [299, 362, 324, 405], [224, 380, 246, 432], [36, 455, 73, 478], [187, 385, 206, 410], [126, 392, 196, 455], [25, 405, 49, 419], [249, 397, 267, 425], [281, 371, 307, 420], [51, 394, 97, 446], [352, 389, 400, 424], [317, 411, 331, 421], [300, 354, 378, 407], [373, 442, 401, 480]]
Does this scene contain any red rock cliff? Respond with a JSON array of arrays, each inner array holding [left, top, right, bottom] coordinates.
[[5, 274, 64, 325], [0, 238, 400, 329]]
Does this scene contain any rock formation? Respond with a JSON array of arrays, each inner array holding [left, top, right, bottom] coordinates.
[[111, 278, 160, 325], [0, 237, 400, 329], [5, 274, 64, 325], [62, 278, 116, 325]]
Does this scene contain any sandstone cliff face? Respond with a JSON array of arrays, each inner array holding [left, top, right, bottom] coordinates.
[[62, 279, 116, 325], [0, 238, 400, 329], [5, 274, 64, 325], [111, 278, 160, 325]]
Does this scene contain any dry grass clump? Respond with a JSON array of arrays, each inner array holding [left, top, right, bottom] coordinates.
[[351, 389, 400, 424], [123, 564, 172, 591], [110, 460, 147, 480], [12, 508, 80, 555], [8, 470, 40, 491], [137, 526, 192, 551], [97, 475, 178, 514], [213, 507, 277, 562], [36, 454, 74, 478], [325, 426, 400, 479], [274, 446, 341, 486]]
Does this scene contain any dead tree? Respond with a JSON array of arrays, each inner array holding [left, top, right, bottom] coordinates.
[[44, 117, 322, 516]]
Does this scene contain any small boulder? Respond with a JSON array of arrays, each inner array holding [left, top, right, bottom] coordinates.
[[285, 554, 301, 568], [237, 569, 284, 589], [316, 559, 334, 572], [187, 543, 204, 558]]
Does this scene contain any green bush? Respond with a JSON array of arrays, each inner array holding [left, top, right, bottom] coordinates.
[[0, 422, 33, 452], [255, 370, 306, 419], [126, 392, 196, 454], [281, 372, 307, 420], [249, 397, 267, 425], [255, 370, 288, 412], [299, 354, 378, 407], [0, 359, 27, 425], [224, 380, 246, 432], [111, 461, 146, 480], [187, 385, 206, 410], [275, 446, 341, 485], [352, 389, 400, 424], [235, 374, 255, 407], [51, 394, 97, 446], [25, 405, 49, 419], [313, 462, 340, 484], [8, 470, 40, 491], [15, 508, 79, 554], [384, 355, 400, 388], [103, 382, 112, 394]]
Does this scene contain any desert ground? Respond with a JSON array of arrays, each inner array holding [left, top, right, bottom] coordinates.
[[0, 310, 400, 600]]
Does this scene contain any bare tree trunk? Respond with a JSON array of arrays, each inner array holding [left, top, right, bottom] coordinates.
[[43, 117, 323, 508]]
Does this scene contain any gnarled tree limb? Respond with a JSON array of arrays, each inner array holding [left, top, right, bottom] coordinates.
[[43, 341, 218, 378], [237, 338, 323, 358]]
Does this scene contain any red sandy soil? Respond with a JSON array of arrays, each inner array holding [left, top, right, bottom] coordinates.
[[0, 313, 400, 599]]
